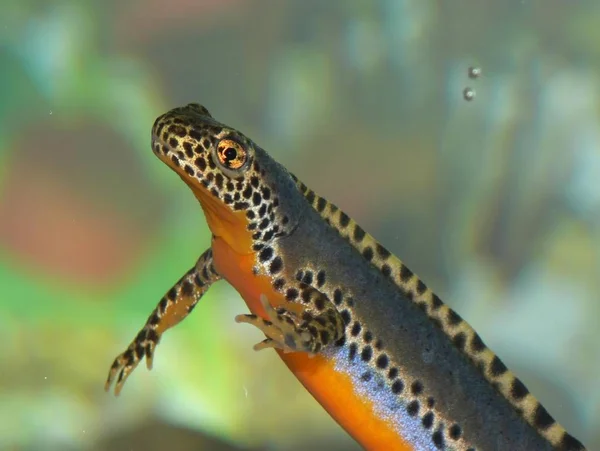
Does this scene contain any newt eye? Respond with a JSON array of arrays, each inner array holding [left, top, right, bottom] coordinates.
[[216, 139, 247, 170]]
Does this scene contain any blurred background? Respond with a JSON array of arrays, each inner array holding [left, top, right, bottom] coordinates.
[[1, 0, 600, 450]]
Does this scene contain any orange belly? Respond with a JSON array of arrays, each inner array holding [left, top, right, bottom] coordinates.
[[211, 237, 414, 451]]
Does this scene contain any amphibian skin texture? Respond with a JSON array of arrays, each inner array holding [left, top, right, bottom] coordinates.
[[106, 103, 586, 451]]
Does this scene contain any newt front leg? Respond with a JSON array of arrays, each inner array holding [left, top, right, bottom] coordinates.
[[236, 283, 345, 355], [105, 248, 221, 395]]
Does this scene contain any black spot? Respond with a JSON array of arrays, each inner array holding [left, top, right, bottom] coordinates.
[[381, 264, 392, 278], [314, 296, 325, 311], [363, 330, 372, 342], [348, 343, 357, 361], [353, 225, 366, 242], [148, 312, 160, 326], [181, 280, 194, 297], [233, 201, 250, 210], [242, 185, 253, 199], [338, 211, 350, 227], [269, 256, 283, 274], [399, 265, 413, 282], [449, 424, 462, 440], [301, 289, 311, 304], [376, 244, 390, 260], [350, 322, 361, 337], [470, 333, 486, 353], [272, 278, 285, 290], [431, 294, 443, 309], [250, 176, 259, 188], [362, 247, 374, 261], [376, 354, 389, 369], [388, 367, 398, 380], [214, 173, 224, 189], [316, 270, 326, 287], [447, 309, 463, 326], [490, 356, 508, 377], [305, 190, 315, 204], [511, 378, 529, 401], [170, 154, 180, 167], [246, 210, 256, 220], [422, 412, 434, 429], [391, 379, 404, 394], [195, 157, 207, 171], [333, 288, 343, 305], [533, 404, 555, 430], [453, 332, 466, 351], [182, 141, 194, 157], [258, 204, 267, 217], [340, 309, 351, 326], [166, 287, 177, 301], [427, 397, 435, 408], [262, 230, 274, 241], [302, 271, 313, 285], [432, 430, 444, 449], [411, 381, 423, 395], [285, 288, 299, 301], [316, 197, 327, 212], [258, 218, 270, 230], [416, 280, 427, 295], [188, 129, 202, 141], [147, 328, 159, 343], [361, 346, 372, 362], [259, 247, 273, 262], [261, 187, 271, 200], [183, 164, 195, 176], [252, 192, 262, 206], [319, 329, 330, 344], [407, 400, 419, 417]]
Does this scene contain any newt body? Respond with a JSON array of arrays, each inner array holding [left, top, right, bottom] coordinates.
[[106, 104, 586, 451]]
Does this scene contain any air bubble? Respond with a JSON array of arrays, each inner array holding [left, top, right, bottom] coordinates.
[[463, 87, 475, 101], [468, 66, 481, 79]]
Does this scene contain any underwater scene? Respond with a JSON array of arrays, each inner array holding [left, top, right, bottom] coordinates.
[[1, 1, 599, 450]]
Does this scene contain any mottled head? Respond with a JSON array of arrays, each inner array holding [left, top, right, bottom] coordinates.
[[151, 103, 306, 254]]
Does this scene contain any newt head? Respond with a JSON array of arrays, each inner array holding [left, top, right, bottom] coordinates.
[[151, 103, 306, 256]]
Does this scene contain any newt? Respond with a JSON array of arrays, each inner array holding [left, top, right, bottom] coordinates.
[[105, 103, 586, 451]]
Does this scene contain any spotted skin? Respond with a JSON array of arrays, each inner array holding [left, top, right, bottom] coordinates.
[[105, 103, 586, 451]]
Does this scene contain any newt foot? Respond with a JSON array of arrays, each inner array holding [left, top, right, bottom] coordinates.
[[235, 294, 314, 355]]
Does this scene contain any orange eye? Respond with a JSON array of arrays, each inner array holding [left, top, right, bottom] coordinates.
[[216, 139, 247, 170]]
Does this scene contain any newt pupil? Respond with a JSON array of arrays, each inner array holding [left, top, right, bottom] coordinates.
[[224, 147, 237, 162]]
